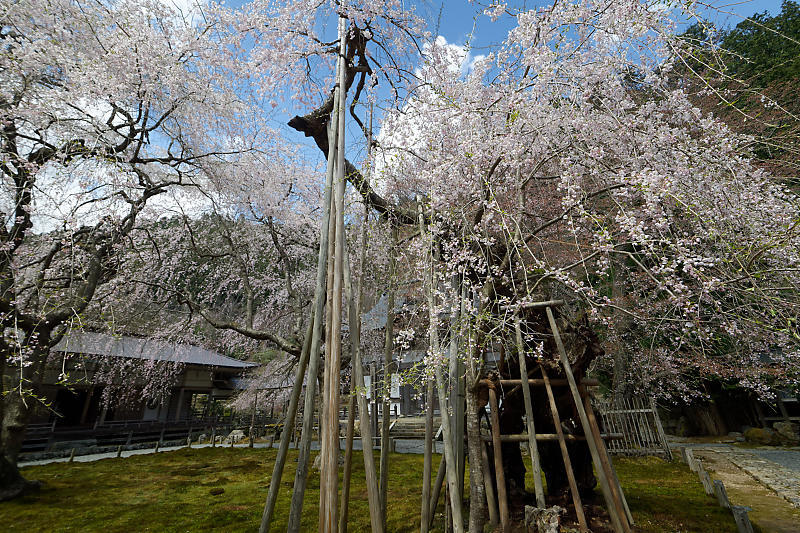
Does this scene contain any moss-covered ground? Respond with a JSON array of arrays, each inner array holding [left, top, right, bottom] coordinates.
[[3, 448, 740, 532]]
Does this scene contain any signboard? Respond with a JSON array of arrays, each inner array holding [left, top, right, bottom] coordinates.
[[391, 373, 400, 398]]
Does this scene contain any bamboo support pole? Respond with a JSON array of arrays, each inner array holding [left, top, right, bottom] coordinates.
[[541, 364, 587, 531], [428, 454, 446, 530], [259, 323, 312, 532], [284, 20, 342, 527], [545, 307, 623, 533], [418, 198, 434, 533], [249, 390, 258, 448], [582, 387, 632, 531], [339, 385, 356, 533], [488, 386, 510, 533], [320, 29, 349, 528], [421, 376, 435, 533], [480, 441, 499, 527], [343, 204, 383, 533], [514, 315, 545, 508], [379, 225, 397, 529], [418, 196, 462, 532]]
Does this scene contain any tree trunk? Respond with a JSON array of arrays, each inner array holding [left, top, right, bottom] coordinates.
[[0, 390, 39, 501]]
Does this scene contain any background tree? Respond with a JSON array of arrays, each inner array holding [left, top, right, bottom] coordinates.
[[0, 0, 273, 500]]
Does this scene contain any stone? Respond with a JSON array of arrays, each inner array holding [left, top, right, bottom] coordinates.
[[744, 427, 778, 445], [773, 422, 800, 444], [208, 487, 225, 496], [226, 430, 246, 444], [525, 505, 564, 533], [676, 416, 692, 437]]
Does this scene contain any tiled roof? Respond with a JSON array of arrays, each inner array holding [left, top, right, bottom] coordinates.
[[53, 331, 257, 369]]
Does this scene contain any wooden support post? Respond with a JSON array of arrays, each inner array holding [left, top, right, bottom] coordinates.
[[488, 386, 510, 533], [428, 454, 446, 530], [286, 66, 339, 531], [116, 445, 122, 458], [339, 386, 356, 533], [250, 390, 258, 448], [419, 196, 463, 533], [540, 365, 587, 532], [515, 315, 545, 509], [68, 448, 75, 463], [419, 197, 435, 533], [154, 440, 160, 453], [380, 226, 397, 531], [342, 202, 383, 533], [713, 480, 730, 509], [259, 321, 313, 533], [732, 506, 755, 533], [581, 387, 633, 531], [481, 441, 499, 527], [546, 306, 625, 533], [421, 378, 435, 533]]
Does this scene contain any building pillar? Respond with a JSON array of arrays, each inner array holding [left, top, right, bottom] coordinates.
[[174, 388, 186, 421], [80, 387, 94, 425]]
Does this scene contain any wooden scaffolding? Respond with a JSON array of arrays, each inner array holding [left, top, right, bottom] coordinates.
[[479, 302, 634, 533]]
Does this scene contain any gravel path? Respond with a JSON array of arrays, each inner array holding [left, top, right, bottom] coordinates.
[[748, 448, 800, 473], [680, 442, 800, 509]]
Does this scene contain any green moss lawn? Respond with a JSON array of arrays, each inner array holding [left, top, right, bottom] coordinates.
[[2, 448, 738, 532]]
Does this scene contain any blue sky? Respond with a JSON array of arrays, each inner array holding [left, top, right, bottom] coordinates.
[[422, 1, 787, 53], [212, 0, 791, 171]]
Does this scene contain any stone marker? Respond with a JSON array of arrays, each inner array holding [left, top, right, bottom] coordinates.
[[697, 463, 714, 496], [685, 448, 698, 472], [713, 479, 730, 509], [732, 505, 755, 533]]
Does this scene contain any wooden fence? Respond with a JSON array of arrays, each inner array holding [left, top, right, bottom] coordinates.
[[595, 396, 673, 460]]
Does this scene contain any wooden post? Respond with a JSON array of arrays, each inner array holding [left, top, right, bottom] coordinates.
[[488, 386, 510, 533], [418, 198, 435, 533], [320, 45, 348, 529], [380, 225, 397, 530], [540, 365, 587, 532], [116, 445, 122, 458], [426, 454, 446, 528], [259, 322, 311, 533], [514, 315, 545, 509], [582, 387, 633, 530], [338, 386, 356, 533], [342, 199, 383, 533], [481, 441, 499, 527], [421, 378, 435, 533], [285, 22, 342, 526], [419, 195, 463, 533], [154, 440, 159, 453], [249, 390, 258, 448], [546, 306, 625, 533], [713, 479, 730, 509], [68, 448, 76, 463]]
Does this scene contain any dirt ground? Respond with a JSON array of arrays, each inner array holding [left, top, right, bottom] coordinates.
[[695, 449, 800, 533]]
